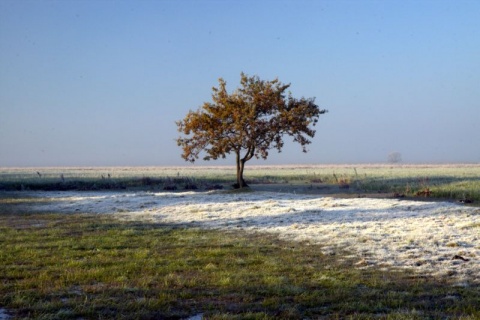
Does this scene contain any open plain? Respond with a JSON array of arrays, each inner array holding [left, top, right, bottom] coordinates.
[[16, 189, 480, 286], [1, 165, 480, 319]]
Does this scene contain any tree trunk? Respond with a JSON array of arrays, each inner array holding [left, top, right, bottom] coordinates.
[[235, 151, 248, 189]]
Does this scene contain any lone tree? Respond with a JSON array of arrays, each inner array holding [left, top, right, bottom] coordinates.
[[388, 152, 402, 164], [176, 73, 327, 188]]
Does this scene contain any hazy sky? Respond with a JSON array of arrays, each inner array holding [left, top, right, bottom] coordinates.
[[1, 0, 479, 167]]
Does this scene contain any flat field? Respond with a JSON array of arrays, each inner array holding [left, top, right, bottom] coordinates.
[[1, 164, 480, 202], [1, 164, 479, 319]]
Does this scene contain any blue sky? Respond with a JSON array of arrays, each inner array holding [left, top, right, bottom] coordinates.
[[1, 0, 479, 167]]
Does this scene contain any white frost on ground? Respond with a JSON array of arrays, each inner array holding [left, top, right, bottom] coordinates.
[[33, 190, 480, 285], [0, 308, 11, 320]]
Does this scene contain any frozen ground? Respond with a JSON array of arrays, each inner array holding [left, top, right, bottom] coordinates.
[[29, 190, 480, 286], [0, 309, 10, 320]]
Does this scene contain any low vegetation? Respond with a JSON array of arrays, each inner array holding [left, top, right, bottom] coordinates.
[[1, 195, 479, 319], [1, 165, 479, 318], [1, 164, 479, 203]]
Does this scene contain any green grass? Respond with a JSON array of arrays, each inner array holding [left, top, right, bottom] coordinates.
[[1, 197, 479, 319]]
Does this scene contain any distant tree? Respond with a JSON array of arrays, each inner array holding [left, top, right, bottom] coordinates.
[[388, 152, 402, 163], [176, 73, 327, 188]]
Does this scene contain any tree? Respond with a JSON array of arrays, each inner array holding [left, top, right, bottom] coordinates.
[[388, 152, 402, 163], [176, 73, 327, 188]]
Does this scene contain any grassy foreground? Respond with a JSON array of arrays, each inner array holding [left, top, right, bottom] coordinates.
[[1, 197, 479, 319]]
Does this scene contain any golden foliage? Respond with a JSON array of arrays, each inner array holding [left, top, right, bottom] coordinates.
[[176, 73, 327, 187]]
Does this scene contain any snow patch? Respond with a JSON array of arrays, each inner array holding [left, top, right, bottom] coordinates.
[[30, 190, 480, 285], [0, 309, 11, 320]]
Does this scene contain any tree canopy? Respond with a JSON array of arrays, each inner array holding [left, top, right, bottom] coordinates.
[[176, 73, 327, 188], [388, 152, 402, 163]]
